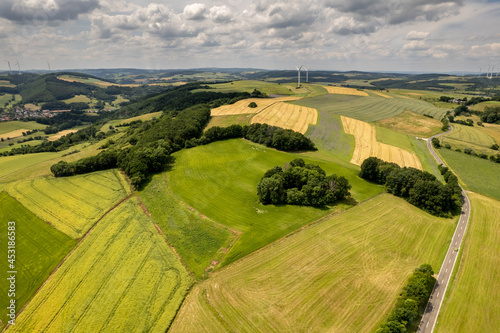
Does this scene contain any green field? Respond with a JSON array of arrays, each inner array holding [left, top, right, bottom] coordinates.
[[469, 100, 500, 112], [205, 114, 254, 131], [438, 148, 500, 200], [436, 193, 500, 333], [63, 94, 92, 104], [8, 197, 193, 333], [376, 126, 415, 152], [293, 94, 448, 121], [57, 74, 113, 86], [0, 192, 76, 330], [5, 170, 131, 238], [139, 173, 233, 278], [411, 138, 445, 181], [304, 109, 355, 161], [167, 139, 383, 265], [170, 194, 456, 333], [0, 121, 47, 135], [0, 94, 21, 108], [441, 123, 497, 155]]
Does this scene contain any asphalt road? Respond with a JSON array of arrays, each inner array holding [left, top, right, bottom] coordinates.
[[418, 125, 471, 333]]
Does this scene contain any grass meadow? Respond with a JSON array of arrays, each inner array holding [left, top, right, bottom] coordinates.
[[5, 170, 131, 238], [8, 197, 192, 333], [293, 94, 448, 121], [170, 194, 456, 333], [205, 114, 253, 131], [0, 192, 76, 330], [436, 193, 500, 333], [438, 148, 500, 200], [167, 139, 383, 265], [0, 121, 47, 136], [139, 173, 234, 278]]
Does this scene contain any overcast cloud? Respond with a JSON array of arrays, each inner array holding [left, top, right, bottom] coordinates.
[[0, 0, 499, 72]]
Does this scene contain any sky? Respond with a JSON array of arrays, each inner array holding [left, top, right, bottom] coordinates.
[[0, 0, 499, 72]]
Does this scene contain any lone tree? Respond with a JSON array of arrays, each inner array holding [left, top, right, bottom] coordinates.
[[248, 101, 258, 108]]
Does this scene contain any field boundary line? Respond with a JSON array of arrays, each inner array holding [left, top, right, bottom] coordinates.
[[1, 193, 134, 333]]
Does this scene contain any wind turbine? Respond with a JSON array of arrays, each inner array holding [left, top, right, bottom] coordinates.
[[296, 65, 302, 88], [15, 59, 21, 74], [304, 67, 309, 83], [47, 62, 51, 71], [478, 66, 482, 77], [3, 59, 12, 74]]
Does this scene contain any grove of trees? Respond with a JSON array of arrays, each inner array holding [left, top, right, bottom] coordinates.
[[257, 158, 351, 206], [359, 157, 461, 216]]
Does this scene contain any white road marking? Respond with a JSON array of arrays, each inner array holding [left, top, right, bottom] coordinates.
[[446, 269, 448, 273], [458, 234, 461, 237], [427, 322, 429, 328], [442, 280, 444, 284], [437, 292, 440, 297], [449, 259, 451, 263]]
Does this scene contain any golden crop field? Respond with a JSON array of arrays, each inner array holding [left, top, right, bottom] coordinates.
[[371, 91, 393, 98], [48, 129, 79, 141], [250, 102, 318, 134], [169, 194, 455, 333], [324, 86, 369, 96], [0, 129, 29, 140], [210, 97, 301, 116], [342, 116, 422, 169], [5, 170, 131, 239], [8, 197, 193, 333]]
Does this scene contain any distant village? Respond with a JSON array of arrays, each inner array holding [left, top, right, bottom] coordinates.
[[0, 106, 112, 122]]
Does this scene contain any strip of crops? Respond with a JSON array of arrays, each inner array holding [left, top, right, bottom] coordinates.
[[6, 170, 130, 238], [9, 197, 192, 333]]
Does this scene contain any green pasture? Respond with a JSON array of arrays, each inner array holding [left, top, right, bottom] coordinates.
[[205, 114, 253, 131], [8, 197, 193, 333], [437, 193, 500, 333], [438, 148, 500, 200], [100, 111, 162, 132], [0, 121, 47, 135], [170, 194, 456, 333], [0, 192, 76, 330], [140, 173, 233, 278], [167, 139, 383, 265], [195, 80, 308, 96], [469, 100, 500, 112]]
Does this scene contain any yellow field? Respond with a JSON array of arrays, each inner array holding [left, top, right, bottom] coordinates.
[[5, 170, 131, 238], [342, 116, 422, 169], [210, 97, 301, 116], [169, 194, 455, 333], [250, 102, 318, 134], [324, 86, 369, 96], [48, 129, 78, 141], [0, 129, 29, 140], [371, 91, 393, 98], [8, 197, 192, 333]]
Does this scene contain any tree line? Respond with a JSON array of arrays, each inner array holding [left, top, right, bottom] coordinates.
[[359, 157, 461, 216], [257, 158, 351, 206], [376, 264, 435, 333]]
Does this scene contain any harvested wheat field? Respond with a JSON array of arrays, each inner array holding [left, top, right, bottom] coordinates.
[[48, 129, 78, 141], [324, 86, 369, 97], [341, 116, 422, 169], [210, 97, 300, 116], [250, 102, 318, 134]]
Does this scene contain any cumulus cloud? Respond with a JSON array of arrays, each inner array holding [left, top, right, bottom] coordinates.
[[183, 3, 207, 20], [0, 0, 99, 24]]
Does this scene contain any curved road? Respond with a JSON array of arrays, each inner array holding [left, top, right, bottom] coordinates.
[[418, 125, 471, 332]]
